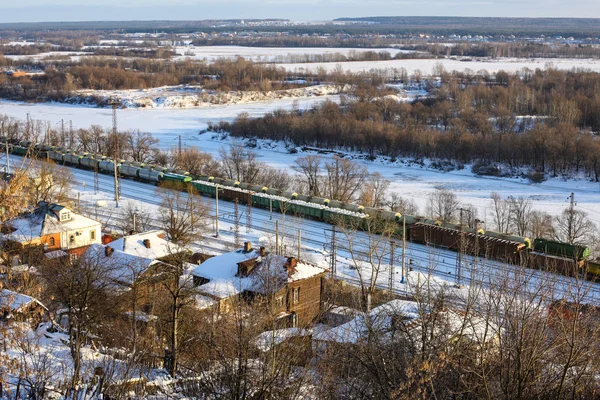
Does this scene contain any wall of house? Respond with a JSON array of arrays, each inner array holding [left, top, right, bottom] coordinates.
[[41, 233, 61, 251], [287, 275, 325, 326], [60, 225, 102, 250]]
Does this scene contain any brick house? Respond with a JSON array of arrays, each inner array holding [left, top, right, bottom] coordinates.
[[1, 202, 102, 265], [191, 242, 328, 327]]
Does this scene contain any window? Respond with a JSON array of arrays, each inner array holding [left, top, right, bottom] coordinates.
[[292, 288, 300, 304], [275, 296, 283, 308], [70, 253, 78, 263], [49, 237, 55, 246], [60, 211, 71, 221], [291, 312, 298, 328], [69, 235, 75, 244], [90, 230, 96, 240]]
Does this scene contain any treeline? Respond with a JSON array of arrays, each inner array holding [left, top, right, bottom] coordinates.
[[267, 49, 435, 64], [0, 57, 305, 100], [407, 42, 600, 59], [228, 68, 600, 181]]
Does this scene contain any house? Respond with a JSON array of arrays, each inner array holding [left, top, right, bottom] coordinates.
[[0, 288, 47, 325], [191, 242, 328, 327], [314, 299, 498, 356], [85, 230, 188, 287], [1, 201, 102, 264]]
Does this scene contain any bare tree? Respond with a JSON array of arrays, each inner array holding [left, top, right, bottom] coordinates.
[[324, 157, 368, 203], [490, 191, 511, 233], [385, 193, 419, 215], [294, 155, 322, 197], [157, 182, 210, 245], [554, 207, 595, 245], [125, 130, 159, 163], [426, 189, 460, 223], [508, 195, 532, 236], [359, 172, 390, 208]]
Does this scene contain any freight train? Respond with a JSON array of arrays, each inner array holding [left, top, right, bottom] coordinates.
[[2, 138, 596, 279]]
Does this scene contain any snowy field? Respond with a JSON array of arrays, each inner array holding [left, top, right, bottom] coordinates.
[[173, 45, 409, 61], [1, 99, 599, 225], [277, 57, 600, 75]]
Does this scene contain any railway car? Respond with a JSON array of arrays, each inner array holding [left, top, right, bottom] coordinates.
[[47, 150, 64, 163], [586, 259, 600, 278], [119, 162, 143, 179], [528, 252, 584, 277], [162, 173, 192, 184], [191, 180, 218, 196], [138, 168, 163, 183], [98, 159, 121, 173], [485, 230, 532, 249], [533, 238, 590, 260], [63, 152, 83, 166], [80, 155, 99, 170]]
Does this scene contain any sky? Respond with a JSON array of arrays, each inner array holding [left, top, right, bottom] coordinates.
[[1, 0, 600, 23]]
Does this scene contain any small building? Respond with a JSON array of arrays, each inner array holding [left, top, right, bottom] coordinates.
[[85, 230, 188, 288], [0, 289, 47, 325], [1, 201, 102, 264], [191, 242, 328, 327]]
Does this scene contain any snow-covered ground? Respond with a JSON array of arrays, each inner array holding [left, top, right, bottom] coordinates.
[[1, 99, 599, 224], [277, 57, 600, 75], [172, 45, 409, 61], [73, 84, 344, 108]]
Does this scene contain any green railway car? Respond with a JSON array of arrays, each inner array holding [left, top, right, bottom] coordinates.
[[162, 173, 192, 184], [252, 194, 284, 211], [534, 238, 590, 260], [191, 180, 217, 196], [288, 202, 323, 219]]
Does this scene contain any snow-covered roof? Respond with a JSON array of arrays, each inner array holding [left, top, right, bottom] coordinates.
[[255, 328, 311, 352], [194, 293, 218, 310], [315, 299, 421, 344], [2, 202, 101, 244], [0, 289, 46, 312], [315, 299, 498, 346], [191, 248, 327, 300], [41, 212, 100, 235], [108, 230, 184, 261], [85, 231, 186, 286]]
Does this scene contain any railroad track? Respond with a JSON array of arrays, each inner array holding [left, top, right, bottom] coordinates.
[[9, 154, 600, 302]]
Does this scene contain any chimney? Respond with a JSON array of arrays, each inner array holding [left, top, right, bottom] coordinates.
[[104, 246, 114, 257], [243, 242, 252, 253], [143, 239, 151, 249], [284, 257, 298, 275], [259, 246, 267, 257]]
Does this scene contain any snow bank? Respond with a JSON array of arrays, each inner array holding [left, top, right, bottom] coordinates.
[[72, 84, 347, 109]]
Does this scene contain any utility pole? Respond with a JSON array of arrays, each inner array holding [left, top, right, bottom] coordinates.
[[234, 198, 240, 247], [297, 228, 301, 261], [111, 102, 120, 207], [246, 192, 252, 233], [568, 192, 576, 244], [456, 207, 471, 287], [215, 185, 220, 238], [401, 216, 406, 284], [4, 140, 9, 174], [330, 226, 337, 278], [275, 220, 279, 255], [178, 135, 182, 156], [389, 240, 395, 292]]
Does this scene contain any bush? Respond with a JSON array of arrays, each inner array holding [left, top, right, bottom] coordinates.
[[527, 169, 546, 183], [471, 160, 502, 176]]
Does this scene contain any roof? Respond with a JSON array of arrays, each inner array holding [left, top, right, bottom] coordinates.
[[108, 230, 184, 261], [255, 328, 311, 352], [85, 231, 186, 286], [0, 289, 46, 313], [191, 249, 327, 300], [315, 299, 498, 346], [314, 299, 421, 344], [2, 202, 101, 244]]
